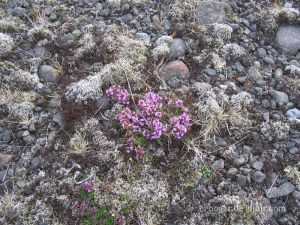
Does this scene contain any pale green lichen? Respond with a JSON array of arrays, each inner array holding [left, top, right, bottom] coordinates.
[[285, 166, 300, 189], [0, 33, 14, 57], [0, 17, 19, 32]]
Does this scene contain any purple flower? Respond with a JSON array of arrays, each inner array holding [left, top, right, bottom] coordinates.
[[134, 145, 145, 160], [112, 89, 191, 159], [82, 181, 93, 192], [143, 119, 167, 139], [106, 85, 129, 105], [72, 201, 79, 208]]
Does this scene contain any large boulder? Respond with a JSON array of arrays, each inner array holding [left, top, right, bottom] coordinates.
[[275, 25, 300, 55], [195, 1, 232, 25]]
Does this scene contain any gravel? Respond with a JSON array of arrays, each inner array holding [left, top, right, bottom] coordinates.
[[1, 0, 300, 224]]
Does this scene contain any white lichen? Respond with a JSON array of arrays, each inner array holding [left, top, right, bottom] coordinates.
[[211, 23, 233, 41], [221, 43, 246, 60], [152, 36, 173, 59], [0, 33, 14, 57], [7, 101, 34, 121], [260, 121, 290, 141]]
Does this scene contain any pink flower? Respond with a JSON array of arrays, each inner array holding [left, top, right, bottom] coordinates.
[[82, 181, 93, 192], [106, 85, 129, 105]]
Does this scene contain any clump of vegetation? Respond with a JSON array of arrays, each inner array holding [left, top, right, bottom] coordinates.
[[72, 181, 115, 225], [195, 89, 253, 143], [285, 166, 300, 189], [260, 121, 290, 141], [106, 85, 191, 160], [0, 18, 19, 32], [0, 32, 14, 57], [168, 0, 200, 22], [107, 0, 149, 8]]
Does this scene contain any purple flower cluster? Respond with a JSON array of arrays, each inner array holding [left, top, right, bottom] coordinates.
[[106, 84, 129, 105], [72, 181, 97, 216], [106, 86, 191, 160], [126, 137, 145, 160]]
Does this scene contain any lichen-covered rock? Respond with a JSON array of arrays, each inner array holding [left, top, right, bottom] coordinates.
[[152, 36, 173, 59], [7, 101, 34, 121], [8, 70, 40, 88], [260, 121, 290, 141], [65, 75, 103, 103], [211, 23, 233, 41], [221, 43, 246, 60]]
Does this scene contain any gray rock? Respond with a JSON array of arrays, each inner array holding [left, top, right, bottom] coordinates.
[[257, 48, 267, 58], [23, 135, 36, 144], [236, 174, 247, 187], [121, 3, 130, 11], [100, 8, 110, 17], [120, 14, 133, 22], [211, 159, 224, 171], [170, 38, 187, 58], [235, 61, 244, 72], [204, 68, 217, 77], [233, 157, 247, 167], [289, 147, 300, 154], [0, 128, 11, 143], [53, 112, 65, 128], [263, 56, 275, 65], [266, 182, 295, 198], [274, 68, 283, 80], [227, 168, 238, 176], [252, 171, 266, 183], [56, 33, 76, 48], [31, 157, 41, 169], [96, 95, 110, 110], [252, 161, 264, 170], [135, 32, 150, 45], [236, 76, 247, 84], [275, 25, 300, 55], [193, 82, 212, 95], [286, 108, 300, 119], [262, 112, 270, 122], [248, 65, 262, 81], [272, 90, 289, 106], [49, 97, 60, 108], [39, 65, 58, 83], [195, 1, 232, 25], [292, 190, 300, 200], [29, 123, 36, 132]]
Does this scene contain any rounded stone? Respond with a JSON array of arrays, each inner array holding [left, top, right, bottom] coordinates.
[[158, 60, 190, 87], [170, 38, 187, 58], [272, 90, 289, 106], [38, 65, 58, 83], [275, 25, 300, 55], [252, 171, 266, 183], [274, 68, 283, 80]]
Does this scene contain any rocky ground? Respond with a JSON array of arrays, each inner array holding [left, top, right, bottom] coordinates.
[[0, 0, 300, 224]]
